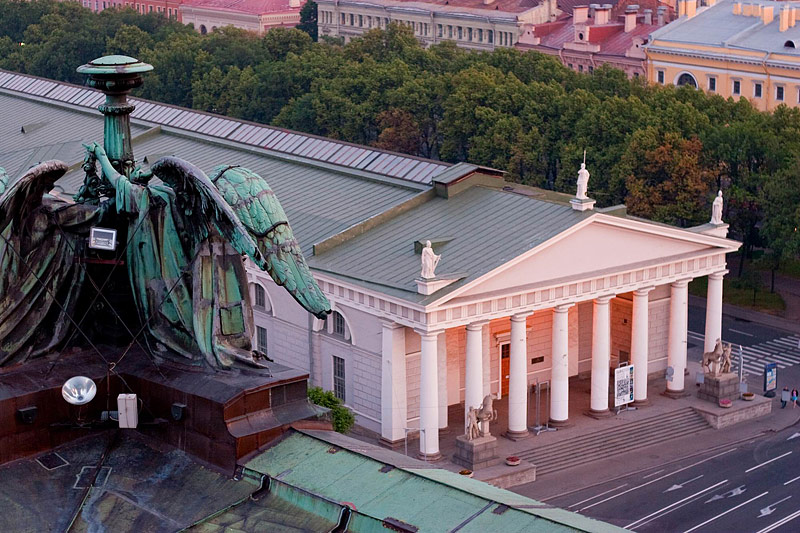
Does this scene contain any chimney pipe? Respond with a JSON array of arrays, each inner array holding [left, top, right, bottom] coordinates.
[[762, 5, 774, 24], [289, 0, 300, 6], [574, 5, 589, 24], [733, 2, 741, 15], [625, 9, 638, 32], [780, 6, 790, 31], [686, 0, 696, 18], [594, 6, 610, 24], [657, 6, 667, 25], [643, 8, 652, 24]]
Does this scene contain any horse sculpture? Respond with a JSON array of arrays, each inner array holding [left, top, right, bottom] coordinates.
[[702, 338, 724, 375]]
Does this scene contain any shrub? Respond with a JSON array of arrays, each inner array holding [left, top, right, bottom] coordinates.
[[307, 386, 355, 433]]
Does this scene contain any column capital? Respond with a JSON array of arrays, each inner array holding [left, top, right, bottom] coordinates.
[[708, 270, 728, 280], [510, 312, 533, 322], [381, 321, 405, 331], [594, 294, 615, 305], [671, 278, 692, 288], [465, 320, 490, 331], [554, 303, 574, 314], [414, 328, 444, 338], [633, 286, 655, 297]]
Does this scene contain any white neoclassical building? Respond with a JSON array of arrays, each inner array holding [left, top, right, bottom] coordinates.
[[249, 163, 739, 459]]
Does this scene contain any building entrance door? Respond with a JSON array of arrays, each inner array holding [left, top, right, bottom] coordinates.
[[501, 343, 510, 396]]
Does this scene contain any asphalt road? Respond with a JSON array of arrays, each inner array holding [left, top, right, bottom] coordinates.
[[549, 425, 800, 532]]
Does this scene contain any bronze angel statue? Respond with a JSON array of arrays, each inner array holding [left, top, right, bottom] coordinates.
[[0, 144, 330, 370]]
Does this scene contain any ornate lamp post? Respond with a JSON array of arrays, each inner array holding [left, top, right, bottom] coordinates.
[[77, 55, 153, 178]]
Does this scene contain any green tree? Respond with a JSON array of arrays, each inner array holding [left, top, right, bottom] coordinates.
[[296, 0, 317, 41], [307, 386, 354, 433]]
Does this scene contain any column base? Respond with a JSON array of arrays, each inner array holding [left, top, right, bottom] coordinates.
[[663, 388, 690, 399], [503, 429, 530, 441], [585, 408, 614, 419], [547, 418, 571, 428], [378, 436, 406, 450], [631, 398, 650, 408], [417, 451, 443, 462]]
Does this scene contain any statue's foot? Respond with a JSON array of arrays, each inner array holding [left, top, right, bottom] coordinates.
[[234, 352, 271, 371]]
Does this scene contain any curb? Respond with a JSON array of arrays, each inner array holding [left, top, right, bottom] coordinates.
[[688, 294, 800, 335]]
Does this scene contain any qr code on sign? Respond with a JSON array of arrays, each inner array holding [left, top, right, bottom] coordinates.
[[616, 379, 630, 398]]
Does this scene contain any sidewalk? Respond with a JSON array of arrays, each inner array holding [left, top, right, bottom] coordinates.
[[689, 293, 800, 336]]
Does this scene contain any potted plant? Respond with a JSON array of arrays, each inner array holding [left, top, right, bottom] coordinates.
[[506, 456, 521, 466], [459, 469, 473, 478], [719, 398, 732, 408], [742, 392, 755, 401]]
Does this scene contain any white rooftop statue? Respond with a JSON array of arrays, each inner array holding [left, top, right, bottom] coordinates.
[[711, 190, 723, 225], [576, 150, 590, 200], [421, 240, 441, 279]]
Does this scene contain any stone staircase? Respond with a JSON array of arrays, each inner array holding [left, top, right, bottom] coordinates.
[[517, 407, 711, 477]]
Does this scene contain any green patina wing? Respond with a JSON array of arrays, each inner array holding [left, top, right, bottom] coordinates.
[[0, 161, 68, 228], [150, 157, 261, 263], [209, 165, 331, 319]]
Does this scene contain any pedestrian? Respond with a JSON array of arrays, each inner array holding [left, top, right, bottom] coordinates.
[[782, 386, 790, 408], [792, 389, 799, 409]]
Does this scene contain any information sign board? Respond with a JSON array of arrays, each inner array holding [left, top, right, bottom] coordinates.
[[614, 364, 634, 407], [764, 363, 777, 393]]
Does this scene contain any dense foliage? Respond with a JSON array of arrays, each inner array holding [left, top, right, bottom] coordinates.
[[307, 386, 355, 433], [0, 0, 798, 272]]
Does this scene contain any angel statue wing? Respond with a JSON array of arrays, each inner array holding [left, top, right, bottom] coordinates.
[[0, 160, 68, 230], [208, 165, 331, 319], [149, 157, 262, 263]]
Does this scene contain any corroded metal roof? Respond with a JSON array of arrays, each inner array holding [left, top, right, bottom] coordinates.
[[0, 69, 450, 184], [246, 430, 626, 532]]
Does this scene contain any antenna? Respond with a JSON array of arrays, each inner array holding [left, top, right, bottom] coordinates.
[[62, 376, 97, 405]]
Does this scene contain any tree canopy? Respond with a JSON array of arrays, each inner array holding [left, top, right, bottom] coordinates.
[[1, 0, 798, 270]]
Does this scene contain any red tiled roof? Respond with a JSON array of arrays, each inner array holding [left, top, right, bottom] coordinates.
[[530, 14, 657, 56], [375, 0, 544, 15], [182, 0, 304, 14]]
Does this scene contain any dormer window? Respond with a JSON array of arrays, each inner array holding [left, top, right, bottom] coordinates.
[[785, 40, 796, 48]]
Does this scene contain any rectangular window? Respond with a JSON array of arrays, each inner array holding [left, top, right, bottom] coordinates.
[[657, 70, 664, 84], [754, 82, 762, 98], [468, 28, 473, 41], [448, 26, 453, 38], [349, 14, 354, 26], [341, 13, 345, 24], [256, 326, 267, 353], [333, 356, 346, 402], [438, 24, 443, 37], [478, 29, 483, 42], [488, 30, 493, 43], [588, 66, 594, 74], [568, 63, 573, 69], [458, 26, 463, 40], [733, 80, 741, 95], [579, 65, 584, 73], [777, 86, 784, 101], [708, 77, 716, 92]]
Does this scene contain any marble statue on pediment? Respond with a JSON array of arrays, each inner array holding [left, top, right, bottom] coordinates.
[[420, 240, 441, 279], [711, 190, 724, 225]]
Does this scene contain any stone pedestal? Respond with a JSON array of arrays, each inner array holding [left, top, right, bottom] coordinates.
[[453, 435, 500, 470], [698, 372, 739, 403]]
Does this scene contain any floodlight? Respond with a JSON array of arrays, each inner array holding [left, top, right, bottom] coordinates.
[[88, 227, 117, 251], [62, 376, 97, 405]]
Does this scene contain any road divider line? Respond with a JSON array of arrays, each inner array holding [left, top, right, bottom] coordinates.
[[784, 475, 800, 486], [755, 508, 800, 533], [625, 480, 728, 530], [567, 484, 628, 509], [745, 452, 792, 473], [728, 328, 754, 337], [643, 469, 665, 479], [579, 448, 738, 512], [683, 491, 768, 533]]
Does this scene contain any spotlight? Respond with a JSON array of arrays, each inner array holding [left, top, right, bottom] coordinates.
[[62, 376, 97, 405]]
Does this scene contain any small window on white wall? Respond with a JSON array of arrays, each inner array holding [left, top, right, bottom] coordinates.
[[256, 326, 267, 353], [253, 284, 266, 310], [333, 356, 346, 401], [333, 312, 345, 337]]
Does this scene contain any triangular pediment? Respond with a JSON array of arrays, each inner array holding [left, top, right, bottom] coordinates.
[[450, 216, 736, 300]]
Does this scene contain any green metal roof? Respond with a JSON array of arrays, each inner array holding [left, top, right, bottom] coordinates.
[[246, 430, 626, 533], [310, 185, 593, 304]]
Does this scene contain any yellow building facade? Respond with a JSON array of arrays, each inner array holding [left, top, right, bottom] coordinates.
[[645, 0, 800, 111]]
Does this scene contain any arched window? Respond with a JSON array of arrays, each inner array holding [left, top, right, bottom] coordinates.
[[676, 73, 697, 88], [253, 284, 266, 309], [332, 312, 346, 338], [200, 25, 207, 35]]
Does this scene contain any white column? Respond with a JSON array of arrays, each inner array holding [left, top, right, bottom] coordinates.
[[418, 330, 441, 460], [464, 322, 486, 423], [437, 331, 448, 430], [631, 288, 654, 406], [704, 271, 726, 354], [590, 296, 613, 415], [380, 322, 407, 445], [508, 313, 532, 438], [667, 280, 690, 395], [550, 304, 573, 424]]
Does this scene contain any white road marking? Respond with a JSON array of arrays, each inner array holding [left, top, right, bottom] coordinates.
[[625, 480, 728, 530], [728, 328, 754, 337], [683, 491, 768, 533], [784, 474, 800, 485], [643, 469, 665, 479], [758, 496, 792, 518], [787, 433, 800, 441], [664, 475, 704, 493], [579, 448, 738, 512], [745, 452, 792, 473], [567, 484, 628, 509], [755, 508, 800, 533]]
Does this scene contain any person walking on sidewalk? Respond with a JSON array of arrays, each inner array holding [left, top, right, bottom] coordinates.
[[792, 389, 799, 409], [782, 387, 790, 408]]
